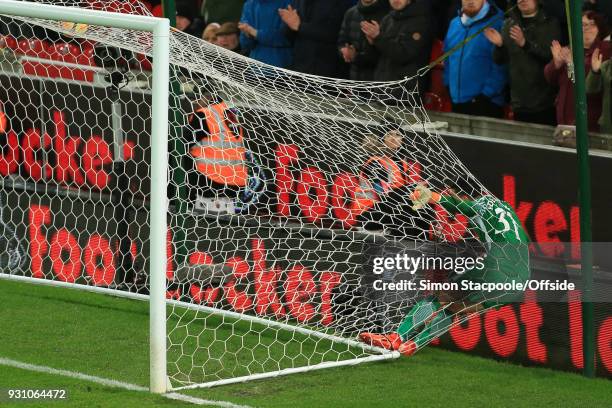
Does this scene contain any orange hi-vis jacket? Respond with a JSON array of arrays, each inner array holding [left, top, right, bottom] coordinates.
[[354, 155, 412, 214], [189, 102, 248, 187]]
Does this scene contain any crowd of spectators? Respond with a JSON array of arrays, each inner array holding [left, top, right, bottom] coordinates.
[[4, 0, 611, 133], [184, 0, 612, 133]]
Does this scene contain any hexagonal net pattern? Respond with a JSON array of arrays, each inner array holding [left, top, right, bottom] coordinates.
[[0, 0, 531, 391]]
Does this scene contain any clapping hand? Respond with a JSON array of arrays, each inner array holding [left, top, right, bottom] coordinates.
[[238, 22, 257, 38], [484, 27, 503, 47], [340, 44, 356, 63], [551, 40, 572, 69], [360, 20, 380, 44], [551, 40, 564, 68], [592, 48, 603, 73], [278, 5, 300, 31], [509, 25, 526, 47]]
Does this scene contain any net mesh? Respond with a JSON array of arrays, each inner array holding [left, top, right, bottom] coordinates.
[[0, 0, 529, 389]]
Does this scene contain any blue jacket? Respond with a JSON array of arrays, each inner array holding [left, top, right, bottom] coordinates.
[[443, 3, 508, 106], [240, 0, 293, 68]]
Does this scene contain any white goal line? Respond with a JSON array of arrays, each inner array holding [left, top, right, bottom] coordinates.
[[0, 357, 252, 408]]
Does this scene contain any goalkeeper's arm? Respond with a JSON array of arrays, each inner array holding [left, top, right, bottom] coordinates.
[[410, 185, 477, 216]]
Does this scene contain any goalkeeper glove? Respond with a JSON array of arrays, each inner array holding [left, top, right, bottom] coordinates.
[[410, 184, 432, 210], [410, 184, 442, 210]]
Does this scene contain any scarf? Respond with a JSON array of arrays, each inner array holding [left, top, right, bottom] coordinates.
[[461, 1, 490, 26]]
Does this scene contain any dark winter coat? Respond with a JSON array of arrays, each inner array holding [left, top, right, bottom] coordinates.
[[370, 0, 433, 92], [287, 0, 354, 77], [493, 8, 561, 113], [337, 0, 390, 81]]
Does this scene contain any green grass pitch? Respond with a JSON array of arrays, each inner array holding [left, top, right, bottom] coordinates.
[[1, 279, 610, 408]]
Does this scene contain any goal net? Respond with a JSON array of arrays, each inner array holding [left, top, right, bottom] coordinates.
[[0, 0, 528, 392]]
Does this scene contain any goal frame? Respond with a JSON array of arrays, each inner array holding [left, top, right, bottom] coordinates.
[[0, 0, 404, 394], [0, 0, 171, 393]]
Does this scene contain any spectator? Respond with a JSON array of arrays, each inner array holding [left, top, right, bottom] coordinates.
[[433, 0, 509, 40], [337, 0, 390, 81], [545, 11, 611, 131], [540, 0, 608, 45], [444, 0, 508, 118], [485, 0, 561, 126], [217, 22, 242, 53], [587, 46, 612, 133], [361, 0, 433, 92], [176, 0, 205, 38], [279, 0, 354, 77], [203, 22, 221, 44], [239, 0, 293, 68], [202, 0, 246, 24]]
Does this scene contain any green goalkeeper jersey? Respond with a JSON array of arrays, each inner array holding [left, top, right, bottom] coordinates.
[[438, 194, 530, 288], [439, 195, 529, 245]]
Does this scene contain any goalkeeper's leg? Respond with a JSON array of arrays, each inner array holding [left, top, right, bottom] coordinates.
[[396, 267, 507, 354], [396, 263, 529, 355], [396, 296, 440, 339], [398, 307, 454, 355], [359, 272, 473, 355], [360, 249, 530, 355], [359, 296, 448, 355]]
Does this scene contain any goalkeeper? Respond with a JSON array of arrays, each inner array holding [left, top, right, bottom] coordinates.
[[359, 185, 530, 356]]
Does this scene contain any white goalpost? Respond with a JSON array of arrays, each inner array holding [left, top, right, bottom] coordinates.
[[0, 0, 170, 393]]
